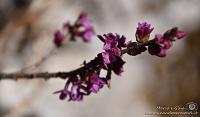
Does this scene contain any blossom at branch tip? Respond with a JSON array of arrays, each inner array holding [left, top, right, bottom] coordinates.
[[54, 12, 95, 47], [136, 22, 154, 43], [148, 27, 186, 57], [175, 31, 187, 39]]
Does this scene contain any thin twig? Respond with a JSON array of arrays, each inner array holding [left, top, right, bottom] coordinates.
[[0, 40, 155, 80], [0, 55, 101, 80], [18, 49, 56, 73]]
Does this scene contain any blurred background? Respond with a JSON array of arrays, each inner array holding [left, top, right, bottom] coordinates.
[[0, 0, 200, 117]]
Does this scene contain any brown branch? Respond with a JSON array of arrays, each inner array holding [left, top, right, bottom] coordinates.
[[0, 55, 101, 80], [0, 40, 155, 80]]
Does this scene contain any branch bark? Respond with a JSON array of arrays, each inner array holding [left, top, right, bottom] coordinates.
[[0, 40, 155, 80]]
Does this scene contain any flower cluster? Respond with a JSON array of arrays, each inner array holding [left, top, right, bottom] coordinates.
[[54, 12, 95, 47], [65, 12, 95, 42], [55, 72, 107, 101], [148, 27, 186, 57], [54, 61, 108, 101], [134, 22, 186, 57], [54, 33, 127, 101], [54, 73, 107, 101]]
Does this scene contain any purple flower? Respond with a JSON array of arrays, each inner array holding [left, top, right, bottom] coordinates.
[[149, 28, 186, 57], [100, 33, 122, 64], [155, 34, 164, 43], [148, 35, 168, 57], [102, 52, 116, 64], [103, 33, 127, 49], [79, 13, 93, 29], [60, 12, 95, 43], [54, 30, 64, 47], [163, 40, 172, 49], [103, 44, 120, 56], [88, 73, 107, 93], [53, 82, 70, 100], [54, 79, 85, 102], [155, 34, 172, 49], [68, 81, 83, 101], [82, 31, 94, 42], [77, 13, 95, 42], [176, 31, 186, 39], [136, 22, 154, 43], [101, 52, 125, 75], [72, 13, 95, 42], [97, 33, 126, 75], [98, 33, 127, 64], [157, 48, 166, 57], [163, 27, 186, 41]]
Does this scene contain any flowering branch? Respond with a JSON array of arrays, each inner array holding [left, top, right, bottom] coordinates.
[[0, 12, 187, 102], [0, 39, 154, 80]]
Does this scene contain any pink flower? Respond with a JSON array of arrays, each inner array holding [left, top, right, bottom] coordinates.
[[54, 30, 64, 47], [54, 12, 95, 47], [136, 22, 154, 43], [176, 31, 187, 39], [149, 27, 186, 57], [88, 73, 107, 93], [68, 82, 83, 101]]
